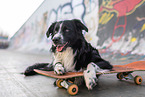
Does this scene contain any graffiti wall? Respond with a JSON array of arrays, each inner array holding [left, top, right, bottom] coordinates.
[[10, 0, 145, 57], [98, 0, 145, 55], [10, 0, 99, 52]]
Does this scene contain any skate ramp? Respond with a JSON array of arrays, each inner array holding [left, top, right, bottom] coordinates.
[[9, 0, 145, 62], [9, 0, 99, 53]]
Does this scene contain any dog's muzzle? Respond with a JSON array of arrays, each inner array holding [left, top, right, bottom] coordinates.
[[52, 37, 61, 45], [52, 37, 68, 52]]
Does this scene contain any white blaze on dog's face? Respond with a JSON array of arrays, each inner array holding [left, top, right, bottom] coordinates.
[[46, 19, 88, 52], [52, 23, 64, 44]]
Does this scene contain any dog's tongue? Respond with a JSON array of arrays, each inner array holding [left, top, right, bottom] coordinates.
[[56, 46, 64, 52], [56, 42, 68, 52]]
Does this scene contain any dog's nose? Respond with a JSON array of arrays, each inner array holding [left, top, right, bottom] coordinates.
[[52, 37, 61, 43]]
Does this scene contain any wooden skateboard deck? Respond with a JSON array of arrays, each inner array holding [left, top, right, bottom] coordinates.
[[34, 61, 145, 79]]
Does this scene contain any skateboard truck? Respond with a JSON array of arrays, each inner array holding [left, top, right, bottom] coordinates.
[[116, 72, 143, 85], [56, 79, 78, 96]]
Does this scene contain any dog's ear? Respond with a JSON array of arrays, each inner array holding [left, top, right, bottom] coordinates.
[[73, 19, 88, 32], [46, 22, 56, 38]]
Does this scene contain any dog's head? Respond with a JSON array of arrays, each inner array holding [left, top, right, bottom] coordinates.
[[46, 19, 88, 52]]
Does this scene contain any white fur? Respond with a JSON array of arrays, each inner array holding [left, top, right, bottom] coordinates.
[[53, 22, 64, 40], [53, 48, 109, 89], [53, 47, 76, 73], [84, 63, 98, 90], [54, 63, 65, 74], [84, 62, 109, 90]]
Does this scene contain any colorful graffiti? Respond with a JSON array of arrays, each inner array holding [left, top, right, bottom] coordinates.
[[98, 0, 145, 55], [10, 0, 145, 56], [99, 0, 145, 49], [10, 0, 99, 52], [99, 0, 145, 17]]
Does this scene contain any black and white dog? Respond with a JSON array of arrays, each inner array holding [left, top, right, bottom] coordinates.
[[24, 19, 113, 90]]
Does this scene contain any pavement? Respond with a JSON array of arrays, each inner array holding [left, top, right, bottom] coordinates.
[[0, 49, 145, 97]]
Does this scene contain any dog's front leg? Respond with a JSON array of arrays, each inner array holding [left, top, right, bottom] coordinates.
[[83, 62, 98, 90], [54, 62, 65, 75], [53, 52, 65, 75]]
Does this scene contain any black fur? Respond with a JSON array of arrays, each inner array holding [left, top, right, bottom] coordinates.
[[24, 19, 112, 76], [24, 63, 53, 76], [47, 19, 112, 71], [73, 42, 112, 71]]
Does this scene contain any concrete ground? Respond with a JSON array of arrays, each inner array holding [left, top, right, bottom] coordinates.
[[0, 49, 145, 97]]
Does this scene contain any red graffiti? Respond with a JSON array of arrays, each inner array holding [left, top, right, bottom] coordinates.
[[112, 15, 127, 42], [100, 0, 143, 17], [99, 0, 144, 48], [113, 0, 142, 16]]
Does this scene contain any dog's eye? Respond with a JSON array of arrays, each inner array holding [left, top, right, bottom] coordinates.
[[65, 29, 69, 32], [65, 28, 70, 32], [63, 26, 70, 32]]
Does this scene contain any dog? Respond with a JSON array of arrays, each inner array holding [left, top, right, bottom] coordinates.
[[24, 19, 113, 90]]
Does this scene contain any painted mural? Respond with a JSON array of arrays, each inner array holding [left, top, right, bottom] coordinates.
[[98, 0, 145, 55], [9, 0, 145, 62], [10, 0, 99, 52]]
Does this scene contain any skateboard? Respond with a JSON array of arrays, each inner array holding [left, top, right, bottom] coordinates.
[[34, 61, 145, 95]]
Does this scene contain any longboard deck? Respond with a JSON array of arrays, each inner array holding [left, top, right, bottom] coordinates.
[[34, 61, 145, 79]]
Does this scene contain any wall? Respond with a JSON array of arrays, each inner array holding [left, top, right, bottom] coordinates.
[[10, 0, 145, 56], [98, 0, 145, 55], [10, 0, 99, 52]]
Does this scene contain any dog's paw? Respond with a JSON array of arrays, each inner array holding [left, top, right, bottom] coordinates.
[[84, 70, 98, 90], [97, 69, 110, 74], [93, 63, 110, 74], [95, 67, 110, 74], [54, 63, 65, 75]]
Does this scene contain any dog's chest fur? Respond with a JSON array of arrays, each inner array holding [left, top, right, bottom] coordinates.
[[53, 47, 76, 72]]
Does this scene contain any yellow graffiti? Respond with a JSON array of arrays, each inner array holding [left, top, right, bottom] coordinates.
[[100, 0, 145, 17], [99, 13, 107, 24], [99, 12, 114, 24], [102, 0, 113, 9], [131, 37, 137, 42], [140, 23, 145, 32]]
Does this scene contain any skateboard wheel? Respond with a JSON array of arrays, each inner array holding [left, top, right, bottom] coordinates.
[[67, 84, 78, 96], [117, 73, 123, 80], [56, 79, 63, 88], [134, 75, 142, 85]]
